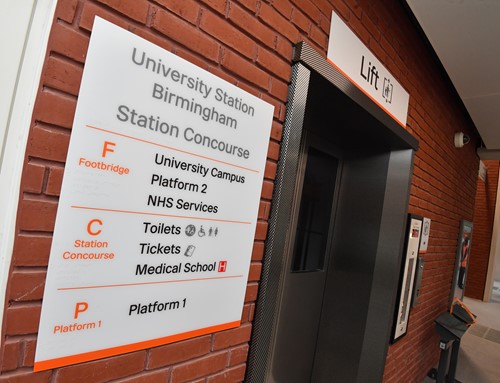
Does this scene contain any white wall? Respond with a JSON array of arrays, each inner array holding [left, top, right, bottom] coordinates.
[[492, 171, 500, 284], [484, 166, 500, 301], [494, 256, 500, 281], [0, 0, 56, 333]]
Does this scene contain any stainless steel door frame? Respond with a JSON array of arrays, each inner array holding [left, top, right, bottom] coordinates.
[[247, 42, 418, 383]]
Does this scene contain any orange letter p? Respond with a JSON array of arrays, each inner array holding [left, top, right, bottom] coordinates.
[[74, 302, 89, 319]]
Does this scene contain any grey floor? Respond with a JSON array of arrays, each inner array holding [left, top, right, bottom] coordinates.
[[423, 283, 500, 383]]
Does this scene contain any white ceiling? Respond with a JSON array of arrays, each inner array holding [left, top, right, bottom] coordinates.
[[405, 0, 500, 155]]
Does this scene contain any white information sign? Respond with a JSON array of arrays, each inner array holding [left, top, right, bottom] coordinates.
[[420, 217, 431, 253], [327, 12, 409, 127], [34, 17, 273, 371], [479, 160, 487, 182]]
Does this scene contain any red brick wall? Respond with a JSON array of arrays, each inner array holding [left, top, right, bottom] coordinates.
[[1, 1, 479, 382], [465, 160, 499, 299]]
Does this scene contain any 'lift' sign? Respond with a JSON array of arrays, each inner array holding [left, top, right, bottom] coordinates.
[[327, 11, 409, 127]]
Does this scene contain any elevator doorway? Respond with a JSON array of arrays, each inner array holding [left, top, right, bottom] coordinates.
[[247, 43, 419, 383], [271, 133, 341, 382]]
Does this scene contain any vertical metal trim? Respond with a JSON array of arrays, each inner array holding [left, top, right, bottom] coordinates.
[[246, 63, 311, 383], [356, 149, 415, 382]]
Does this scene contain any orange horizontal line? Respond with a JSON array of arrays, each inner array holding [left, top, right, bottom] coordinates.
[[86, 124, 259, 173], [70, 205, 252, 225], [57, 274, 244, 291], [33, 320, 241, 372]]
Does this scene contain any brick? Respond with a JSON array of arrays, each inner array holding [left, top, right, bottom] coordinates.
[[264, 160, 277, 180], [43, 56, 83, 96], [314, 0, 333, 16], [275, 35, 294, 61], [254, 221, 268, 241], [228, 344, 249, 366], [318, 12, 331, 34], [171, 352, 227, 383], [277, 100, 298, 123], [248, 304, 255, 322], [108, 369, 169, 383], [12, 234, 52, 267], [247, 262, 262, 282], [200, 10, 256, 59], [228, 3, 276, 49], [55, 0, 79, 23], [212, 324, 252, 351], [343, 1, 361, 19], [270, 121, 283, 141], [95, 0, 149, 23], [291, 0, 321, 22], [49, 23, 89, 63], [240, 304, 251, 323], [0, 370, 52, 383], [46, 166, 65, 196], [55, 351, 146, 383], [257, 200, 271, 220], [369, 39, 386, 64], [199, 0, 227, 15], [207, 364, 246, 383], [22, 337, 37, 367], [147, 336, 211, 369], [380, 35, 397, 60], [154, 0, 201, 24], [260, 180, 274, 200], [291, 8, 310, 34], [4, 304, 41, 335], [251, 242, 265, 261], [79, 2, 133, 32], [244, 283, 258, 302], [309, 24, 328, 49], [28, 125, 70, 162], [22, 163, 45, 193], [258, 3, 300, 43], [236, 0, 258, 12], [33, 91, 76, 129], [9, 270, 46, 301], [17, 198, 58, 232], [222, 50, 270, 90], [362, 11, 380, 41], [269, 77, 289, 102], [1, 339, 20, 372], [273, 1, 293, 19], [256, 48, 291, 82], [152, 9, 220, 63]]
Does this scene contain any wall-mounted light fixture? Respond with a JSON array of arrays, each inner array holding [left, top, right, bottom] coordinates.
[[454, 132, 470, 148]]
